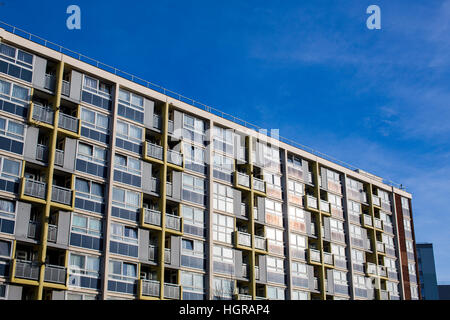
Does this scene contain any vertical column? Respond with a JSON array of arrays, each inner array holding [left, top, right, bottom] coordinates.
[[206, 119, 214, 299], [247, 136, 257, 299], [390, 190, 405, 299], [36, 61, 64, 300], [367, 184, 381, 299], [281, 149, 293, 299]]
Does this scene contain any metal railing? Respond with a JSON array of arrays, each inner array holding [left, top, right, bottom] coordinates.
[[143, 208, 161, 226], [372, 195, 381, 207], [23, 178, 46, 199], [240, 203, 248, 217], [61, 80, 70, 96], [164, 248, 172, 264], [168, 119, 174, 133], [153, 114, 162, 130], [363, 214, 373, 227], [0, 20, 405, 190], [150, 177, 160, 193], [323, 252, 334, 265], [166, 182, 173, 197], [167, 149, 183, 166], [254, 266, 260, 280], [378, 265, 387, 277], [146, 141, 163, 160], [320, 200, 330, 213], [237, 172, 250, 188], [36, 144, 48, 162], [366, 262, 377, 275], [141, 279, 160, 297], [379, 290, 389, 300], [47, 224, 58, 243], [58, 112, 79, 133], [51, 185, 73, 205], [254, 236, 267, 251], [253, 177, 265, 192], [309, 248, 321, 263], [44, 264, 66, 284], [14, 260, 40, 280], [27, 220, 40, 239], [236, 231, 251, 247], [54, 149, 64, 167], [376, 241, 385, 253], [306, 195, 318, 209], [44, 73, 56, 91], [164, 283, 181, 299], [374, 218, 383, 230], [32, 103, 54, 125], [237, 294, 252, 300], [148, 245, 157, 261], [165, 214, 181, 231], [241, 264, 248, 278]]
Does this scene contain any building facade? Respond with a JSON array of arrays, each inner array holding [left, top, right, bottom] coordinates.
[[0, 25, 420, 300], [417, 243, 439, 299]]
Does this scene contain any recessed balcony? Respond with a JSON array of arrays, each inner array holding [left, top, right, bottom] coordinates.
[[235, 231, 251, 248], [164, 283, 181, 300], [141, 279, 160, 298], [143, 208, 162, 227], [165, 214, 182, 232], [58, 112, 80, 134], [44, 264, 67, 285], [13, 259, 40, 281]]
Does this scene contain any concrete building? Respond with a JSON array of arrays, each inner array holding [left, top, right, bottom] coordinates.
[[417, 243, 439, 300], [0, 22, 421, 300]]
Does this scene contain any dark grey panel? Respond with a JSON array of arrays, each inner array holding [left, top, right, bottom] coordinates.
[[15, 201, 31, 239], [57, 211, 71, 247], [24, 126, 39, 161], [139, 228, 150, 261], [143, 98, 155, 129], [233, 189, 242, 218], [31, 56, 47, 89], [70, 70, 82, 101]]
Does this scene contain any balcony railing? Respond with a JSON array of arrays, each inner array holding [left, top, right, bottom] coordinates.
[[143, 208, 161, 227], [165, 214, 182, 232], [44, 264, 67, 284], [240, 203, 248, 217], [61, 80, 70, 96], [32, 103, 54, 125], [236, 231, 251, 247], [164, 248, 171, 264], [366, 262, 377, 275], [168, 119, 174, 133], [320, 200, 330, 213], [309, 248, 321, 263], [164, 283, 181, 299], [372, 195, 381, 207], [253, 177, 266, 193], [47, 224, 58, 243], [36, 144, 48, 163], [363, 214, 373, 227], [379, 290, 389, 300], [23, 178, 47, 199], [374, 218, 383, 230], [306, 195, 318, 209], [377, 265, 387, 277], [58, 113, 79, 133], [14, 260, 40, 280], [44, 74, 56, 91], [166, 182, 173, 197], [236, 294, 252, 300], [254, 266, 260, 280], [27, 221, 40, 240], [237, 172, 250, 188], [241, 264, 248, 278], [254, 236, 267, 251], [153, 114, 162, 130], [141, 279, 160, 297], [146, 142, 163, 160], [167, 149, 183, 166], [376, 242, 385, 254], [148, 245, 157, 261], [54, 149, 65, 167], [150, 177, 160, 194], [253, 207, 259, 220], [323, 252, 334, 266], [51, 185, 73, 206]]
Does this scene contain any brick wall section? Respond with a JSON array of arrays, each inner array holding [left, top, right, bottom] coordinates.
[[394, 193, 411, 299]]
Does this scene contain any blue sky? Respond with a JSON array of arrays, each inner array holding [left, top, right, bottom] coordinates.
[[1, 1, 449, 281]]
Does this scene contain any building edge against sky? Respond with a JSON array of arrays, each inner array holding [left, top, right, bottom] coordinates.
[[0, 24, 420, 300]]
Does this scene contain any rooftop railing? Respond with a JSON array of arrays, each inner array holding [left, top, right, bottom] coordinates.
[[0, 20, 405, 190]]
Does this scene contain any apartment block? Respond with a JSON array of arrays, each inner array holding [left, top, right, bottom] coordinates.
[[0, 24, 420, 300]]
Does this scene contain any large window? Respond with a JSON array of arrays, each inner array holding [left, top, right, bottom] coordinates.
[[75, 178, 105, 203], [182, 205, 205, 237], [81, 108, 109, 133], [0, 43, 33, 69], [114, 154, 141, 176], [213, 152, 233, 172], [112, 186, 141, 211], [116, 120, 143, 144], [77, 142, 107, 165], [183, 114, 205, 134], [183, 142, 205, 164], [213, 245, 234, 265], [267, 256, 284, 274], [288, 180, 303, 195], [266, 227, 284, 255], [267, 286, 285, 300], [292, 290, 309, 300], [71, 213, 102, 237], [0, 78, 29, 104], [265, 199, 283, 227], [0, 116, 25, 141], [212, 277, 234, 300], [110, 223, 138, 245], [83, 75, 111, 98], [108, 259, 137, 282], [118, 88, 144, 112], [181, 271, 205, 300], [213, 213, 234, 244], [0, 239, 12, 258], [0, 198, 15, 220], [213, 183, 234, 214], [69, 253, 100, 279]]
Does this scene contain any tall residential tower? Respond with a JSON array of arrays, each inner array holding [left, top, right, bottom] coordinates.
[[0, 24, 420, 300]]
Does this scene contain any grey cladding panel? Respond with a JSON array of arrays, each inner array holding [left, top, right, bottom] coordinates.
[[24, 126, 39, 161], [233, 189, 242, 218], [171, 236, 181, 267], [174, 110, 183, 139], [57, 211, 71, 247], [172, 171, 182, 200], [15, 201, 31, 238], [63, 138, 77, 171], [142, 162, 153, 194], [308, 265, 315, 290], [234, 249, 243, 278], [70, 70, 82, 101], [51, 291, 65, 300], [7, 285, 23, 300], [257, 197, 266, 223], [32, 56, 47, 89], [258, 255, 267, 283], [143, 98, 155, 129], [327, 269, 335, 294], [323, 217, 331, 241], [139, 229, 150, 261]]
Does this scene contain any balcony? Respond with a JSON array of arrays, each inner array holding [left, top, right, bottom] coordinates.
[[254, 266, 260, 280], [236, 294, 252, 300], [240, 203, 248, 218], [167, 149, 183, 167], [236, 231, 251, 247], [148, 245, 157, 261], [237, 172, 250, 188], [372, 195, 381, 207], [23, 178, 47, 200], [61, 80, 70, 96], [241, 264, 249, 278], [166, 182, 173, 197], [164, 248, 171, 264], [379, 290, 389, 300], [36, 144, 49, 163], [141, 279, 160, 297], [44, 264, 67, 284], [54, 149, 64, 167], [47, 224, 58, 243], [44, 74, 56, 91], [308, 248, 321, 264], [32, 103, 54, 125], [143, 208, 162, 227], [253, 177, 266, 193], [164, 283, 181, 299], [254, 235, 267, 251], [377, 265, 387, 277], [362, 214, 373, 227], [165, 214, 182, 232], [306, 195, 318, 210], [58, 113, 79, 133], [320, 200, 331, 213], [27, 221, 41, 240], [146, 142, 163, 161], [168, 120, 174, 134], [374, 218, 383, 230], [376, 242, 385, 254], [14, 260, 40, 281], [366, 262, 377, 276], [150, 177, 160, 194], [153, 114, 162, 130], [51, 185, 73, 206], [323, 252, 334, 266]]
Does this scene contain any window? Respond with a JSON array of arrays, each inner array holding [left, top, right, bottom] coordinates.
[[288, 180, 303, 195], [0, 117, 25, 141], [213, 213, 234, 244], [81, 108, 109, 133], [379, 190, 390, 203], [287, 154, 303, 168], [213, 183, 234, 213], [112, 186, 141, 211], [328, 194, 342, 208], [66, 292, 97, 300], [181, 271, 205, 299], [331, 244, 346, 260], [71, 213, 102, 237], [333, 270, 348, 285], [0, 284, 6, 299], [69, 253, 100, 278], [110, 223, 138, 245], [401, 197, 409, 209], [183, 114, 205, 134], [403, 218, 412, 231], [183, 174, 205, 195], [350, 225, 363, 239], [182, 205, 204, 227], [291, 261, 307, 277], [0, 43, 33, 69], [0, 239, 12, 258], [114, 154, 141, 176], [266, 227, 284, 252], [0, 157, 21, 181], [213, 245, 234, 264], [108, 259, 137, 282], [264, 172, 282, 187], [353, 275, 368, 289], [292, 290, 308, 300], [213, 277, 234, 299], [347, 200, 361, 214], [289, 206, 305, 222], [266, 199, 283, 227], [326, 169, 340, 182], [75, 178, 104, 202], [267, 256, 284, 274], [182, 239, 204, 258], [213, 152, 233, 172], [183, 142, 205, 164], [0, 198, 15, 220], [118, 88, 144, 111], [351, 249, 365, 263], [408, 262, 416, 276], [406, 240, 414, 253], [0, 78, 29, 103], [116, 120, 143, 143], [330, 218, 344, 234], [77, 142, 107, 164], [290, 233, 306, 249], [267, 286, 285, 300], [384, 257, 397, 270], [83, 75, 111, 98]]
